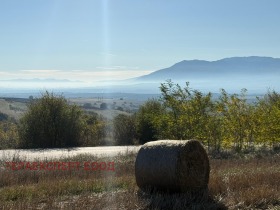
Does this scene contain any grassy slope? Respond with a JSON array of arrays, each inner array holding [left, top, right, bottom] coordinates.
[[0, 99, 27, 120], [0, 97, 135, 121]]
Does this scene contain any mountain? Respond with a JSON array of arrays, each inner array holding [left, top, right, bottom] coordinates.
[[135, 56, 280, 82], [122, 56, 279, 93], [1, 56, 279, 95]]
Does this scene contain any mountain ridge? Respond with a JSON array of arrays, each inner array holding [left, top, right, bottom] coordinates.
[[1, 56, 280, 94], [135, 56, 280, 82]]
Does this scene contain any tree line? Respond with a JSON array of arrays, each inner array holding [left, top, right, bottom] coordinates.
[[0, 81, 280, 151], [135, 81, 280, 151]]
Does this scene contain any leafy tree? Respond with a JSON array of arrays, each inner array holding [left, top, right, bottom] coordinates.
[[0, 121, 19, 149], [0, 112, 9, 121], [136, 99, 165, 144], [18, 91, 84, 148], [116, 106, 124, 111], [113, 114, 136, 145], [131, 81, 280, 151], [205, 110, 223, 152], [156, 80, 213, 143], [217, 89, 256, 151], [82, 112, 106, 146], [255, 90, 280, 147], [100, 103, 108, 110], [83, 103, 92, 109]]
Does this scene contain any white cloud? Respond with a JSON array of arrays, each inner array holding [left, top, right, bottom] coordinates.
[[0, 71, 12, 76], [96, 66, 127, 70], [0, 68, 155, 89], [99, 52, 117, 57], [21, 70, 61, 73], [0, 69, 154, 83]]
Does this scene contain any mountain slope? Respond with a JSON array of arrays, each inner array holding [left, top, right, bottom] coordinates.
[[117, 56, 280, 93], [136, 56, 280, 82]]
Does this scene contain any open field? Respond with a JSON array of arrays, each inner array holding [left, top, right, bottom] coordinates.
[[0, 96, 145, 121], [0, 146, 141, 161], [0, 98, 27, 120], [0, 151, 279, 210]]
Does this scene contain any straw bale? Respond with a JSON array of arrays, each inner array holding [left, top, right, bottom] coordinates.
[[135, 140, 209, 192]]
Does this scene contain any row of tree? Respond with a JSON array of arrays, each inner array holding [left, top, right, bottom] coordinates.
[[134, 81, 280, 151], [0, 81, 280, 150]]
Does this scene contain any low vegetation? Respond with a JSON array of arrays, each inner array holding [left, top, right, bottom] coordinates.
[[0, 151, 279, 209], [0, 80, 280, 151], [1, 81, 280, 208], [18, 92, 84, 148], [136, 81, 280, 152]]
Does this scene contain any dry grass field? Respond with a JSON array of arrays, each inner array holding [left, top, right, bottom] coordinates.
[[0, 151, 279, 210], [0, 99, 27, 120], [0, 97, 139, 121]]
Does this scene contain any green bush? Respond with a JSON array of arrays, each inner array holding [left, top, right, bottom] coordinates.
[[82, 112, 107, 146], [136, 99, 164, 144], [0, 121, 19, 149], [18, 92, 84, 148], [133, 81, 280, 151], [0, 112, 9, 121], [113, 114, 136, 145]]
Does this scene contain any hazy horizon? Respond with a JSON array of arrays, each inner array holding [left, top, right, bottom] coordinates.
[[1, 1, 280, 93]]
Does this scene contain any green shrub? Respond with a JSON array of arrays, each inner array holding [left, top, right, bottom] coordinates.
[[0, 112, 9, 121], [18, 92, 84, 148], [113, 114, 136, 145]]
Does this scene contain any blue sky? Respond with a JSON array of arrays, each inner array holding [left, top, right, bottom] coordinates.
[[0, 0, 280, 83]]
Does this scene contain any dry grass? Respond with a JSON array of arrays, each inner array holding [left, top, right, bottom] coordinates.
[[209, 156, 280, 209], [0, 151, 279, 209], [0, 99, 27, 120]]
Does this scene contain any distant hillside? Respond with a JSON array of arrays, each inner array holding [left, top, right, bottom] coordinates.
[[135, 56, 280, 82], [120, 56, 278, 93], [1, 56, 279, 95]]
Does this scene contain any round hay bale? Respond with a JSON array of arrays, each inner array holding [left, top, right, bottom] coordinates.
[[135, 140, 210, 193]]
